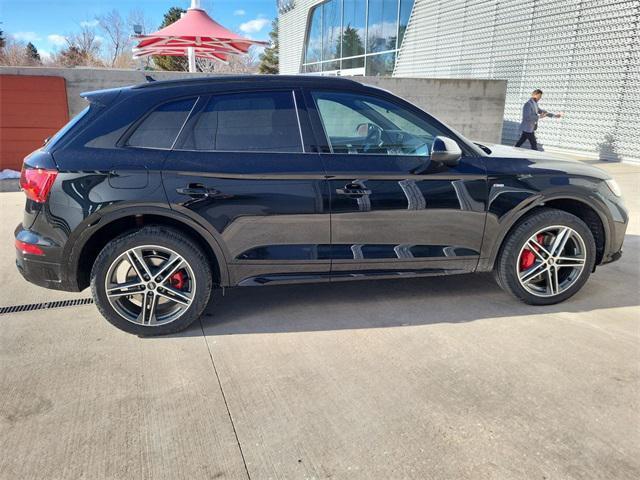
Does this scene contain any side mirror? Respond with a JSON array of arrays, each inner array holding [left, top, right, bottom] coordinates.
[[356, 122, 375, 137], [431, 136, 462, 166]]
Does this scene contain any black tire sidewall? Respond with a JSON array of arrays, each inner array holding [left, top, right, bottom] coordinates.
[[497, 209, 597, 305], [90, 227, 212, 336]]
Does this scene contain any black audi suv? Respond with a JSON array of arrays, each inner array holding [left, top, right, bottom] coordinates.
[[15, 75, 627, 335]]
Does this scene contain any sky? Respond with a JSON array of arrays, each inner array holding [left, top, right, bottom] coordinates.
[[0, 0, 277, 60]]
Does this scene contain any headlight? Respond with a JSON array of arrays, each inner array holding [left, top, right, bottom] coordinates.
[[605, 179, 623, 197]]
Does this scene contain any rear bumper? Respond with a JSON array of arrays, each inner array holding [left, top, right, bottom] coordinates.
[[15, 224, 79, 292], [15, 257, 68, 291]]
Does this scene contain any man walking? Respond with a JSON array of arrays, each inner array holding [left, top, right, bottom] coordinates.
[[515, 89, 563, 150]]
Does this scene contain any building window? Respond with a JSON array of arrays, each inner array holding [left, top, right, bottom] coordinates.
[[322, 0, 341, 62], [365, 51, 396, 76], [342, 0, 366, 60], [398, 0, 412, 46], [305, 4, 323, 64], [366, 0, 398, 53], [302, 0, 414, 75]]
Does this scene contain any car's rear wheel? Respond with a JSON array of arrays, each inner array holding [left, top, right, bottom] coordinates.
[[495, 208, 596, 305], [90, 227, 212, 335]]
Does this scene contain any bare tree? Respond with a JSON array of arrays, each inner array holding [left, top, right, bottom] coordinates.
[[0, 36, 29, 66], [195, 46, 260, 74], [128, 9, 151, 37], [71, 26, 102, 59], [128, 9, 153, 69], [96, 9, 129, 67], [0, 36, 46, 66], [53, 26, 102, 67]]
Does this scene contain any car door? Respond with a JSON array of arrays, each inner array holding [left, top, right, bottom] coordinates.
[[162, 88, 331, 286], [304, 88, 488, 279]]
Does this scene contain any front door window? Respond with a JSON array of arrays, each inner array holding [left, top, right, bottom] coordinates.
[[311, 90, 446, 156]]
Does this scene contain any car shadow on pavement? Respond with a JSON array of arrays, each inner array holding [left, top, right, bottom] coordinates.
[[172, 234, 638, 337]]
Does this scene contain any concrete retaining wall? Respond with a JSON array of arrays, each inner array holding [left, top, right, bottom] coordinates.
[[0, 66, 507, 143], [355, 77, 506, 145]]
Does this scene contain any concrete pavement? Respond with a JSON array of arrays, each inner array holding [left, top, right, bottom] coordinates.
[[1, 160, 638, 479]]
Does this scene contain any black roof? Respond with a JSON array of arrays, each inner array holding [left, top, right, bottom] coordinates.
[[132, 74, 362, 90]]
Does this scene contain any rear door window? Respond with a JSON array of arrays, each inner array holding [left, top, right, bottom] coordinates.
[[127, 97, 196, 149], [181, 91, 303, 153]]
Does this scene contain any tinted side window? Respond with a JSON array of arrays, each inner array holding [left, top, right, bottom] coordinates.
[[127, 98, 196, 149], [182, 91, 302, 153]]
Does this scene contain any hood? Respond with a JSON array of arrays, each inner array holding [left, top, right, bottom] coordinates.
[[479, 142, 577, 161], [476, 142, 611, 180]]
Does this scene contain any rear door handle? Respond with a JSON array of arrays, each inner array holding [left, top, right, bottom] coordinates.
[[176, 184, 217, 198]]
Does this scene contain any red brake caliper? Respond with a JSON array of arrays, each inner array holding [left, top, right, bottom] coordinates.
[[169, 271, 186, 290], [520, 234, 545, 270]]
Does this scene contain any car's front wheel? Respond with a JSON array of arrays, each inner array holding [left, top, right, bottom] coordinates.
[[90, 226, 213, 335], [495, 208, 596, 305]]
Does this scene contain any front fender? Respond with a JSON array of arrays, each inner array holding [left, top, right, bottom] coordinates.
[[477, 180, 616, 272]]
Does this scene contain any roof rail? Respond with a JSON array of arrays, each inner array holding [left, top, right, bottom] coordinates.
[[131, 74, 361, 89]]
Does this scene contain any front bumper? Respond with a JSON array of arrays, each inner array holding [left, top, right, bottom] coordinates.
[[597, 185, 628, 266], [600, 248, 623, 265]]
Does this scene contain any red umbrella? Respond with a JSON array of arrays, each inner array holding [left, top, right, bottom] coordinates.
[[132, 1, 268, 70]]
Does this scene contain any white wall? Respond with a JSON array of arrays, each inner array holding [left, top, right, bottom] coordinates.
[[279, 0, 640, 161], [279, 0, 320, 75], [395, 0, 640, 162]]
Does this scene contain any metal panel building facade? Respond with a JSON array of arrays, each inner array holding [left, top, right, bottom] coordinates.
[[279, 0, 640, 161]]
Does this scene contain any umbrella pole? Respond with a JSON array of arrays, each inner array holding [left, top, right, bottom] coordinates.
[[184, 1, 199, 73], [188, 47, 196, 72]]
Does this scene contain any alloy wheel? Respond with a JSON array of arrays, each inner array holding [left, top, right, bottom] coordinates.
[[516, 225, 587, 298], [104, 245, 196, 326]]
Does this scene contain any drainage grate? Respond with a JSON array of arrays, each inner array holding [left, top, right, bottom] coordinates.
[[0, 298, 94, 315]]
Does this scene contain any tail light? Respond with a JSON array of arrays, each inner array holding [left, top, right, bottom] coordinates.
[[20, 166, 58, 203], [15, 239, 44, 256]]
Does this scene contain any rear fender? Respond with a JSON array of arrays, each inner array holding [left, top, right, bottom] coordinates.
[[63, 205, 230, 289]]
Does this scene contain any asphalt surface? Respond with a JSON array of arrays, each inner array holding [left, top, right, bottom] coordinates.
[[1, 160, 638, 480]]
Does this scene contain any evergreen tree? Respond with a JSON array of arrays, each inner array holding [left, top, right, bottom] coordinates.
[[0, 30, 6, 50], [57, 45, 88, 67], [339, 24, 364, 59], [26, 42, 41, 64], [258, 19, 279, 74], [153, 7, 188, 71]]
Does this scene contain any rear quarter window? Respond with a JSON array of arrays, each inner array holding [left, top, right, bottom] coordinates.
[[43, 106, 91, 151], [126, 98, 196, 149]]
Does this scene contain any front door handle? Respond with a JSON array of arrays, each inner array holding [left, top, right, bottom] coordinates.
[[336, 183, 372, 197]]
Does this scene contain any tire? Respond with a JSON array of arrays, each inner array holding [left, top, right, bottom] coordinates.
[[495, 208, 596, 305], [90, 226, 213, 336]]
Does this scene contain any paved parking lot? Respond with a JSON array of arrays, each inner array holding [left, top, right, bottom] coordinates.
[[1, 160, 638, 480]]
